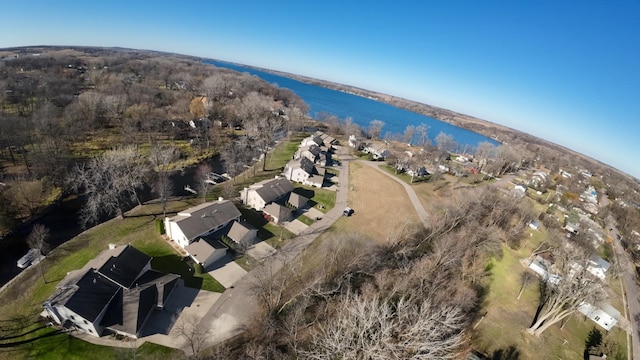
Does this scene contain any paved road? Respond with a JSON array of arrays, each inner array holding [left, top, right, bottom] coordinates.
[[607, 215, 639, 360], [193, 145, 352, 354]]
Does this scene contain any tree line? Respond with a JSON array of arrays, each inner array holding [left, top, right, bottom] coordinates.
[[0, 47, 310, 232]]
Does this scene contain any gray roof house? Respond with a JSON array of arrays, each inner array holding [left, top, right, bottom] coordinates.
[[287, 192, 309, 209], [240, 177, 294, 211], [284, 157, 318, 184], [43, 245, 180, 339], [164, 199, 242, 249], [263, 203, 293, 224]]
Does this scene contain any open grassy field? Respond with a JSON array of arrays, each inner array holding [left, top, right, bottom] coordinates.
[[333, 161, 419, 242]]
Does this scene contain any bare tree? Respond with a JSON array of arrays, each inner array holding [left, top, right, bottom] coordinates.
[[303, 292, 466, 360], [526, 240, 604, 337], [403, 125, 415, 144], [435, 132, 457, 153], [173, 314, 209, 357], [27, 224, 49, 283], [195, 162, 212, 201], [72, 145, 148, 227], [517, 271, 535, 300], [220, 139, 251, 182], [237, 91, 284, 170], [367, 119, 385, 140], [414, 123, 430, 147], [149, 145, 178, 217]]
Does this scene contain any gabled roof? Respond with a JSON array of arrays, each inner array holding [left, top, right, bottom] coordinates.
[[291, 157, 315, 175], [185, 238, 227, 264], [65, 270, 120, 322], [170, 200, 241, 241], [101, 270, 179, 336], [97, 245, 151, 288], [287, 192, 309, 209], [252, 178, 294, 204], [263, 203, 292, 222], [227, 221, 256, 243]]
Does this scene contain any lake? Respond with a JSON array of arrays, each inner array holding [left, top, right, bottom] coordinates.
[[205, 60, 499, 148]]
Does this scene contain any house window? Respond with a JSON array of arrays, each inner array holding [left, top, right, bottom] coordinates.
[[88, 329, 93, 333], [70, 315, 75, 320], [84, 320, 88, 325], [594, 316, 600, 321]]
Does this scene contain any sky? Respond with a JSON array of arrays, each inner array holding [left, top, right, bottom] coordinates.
[[1, 1, 639, 178]]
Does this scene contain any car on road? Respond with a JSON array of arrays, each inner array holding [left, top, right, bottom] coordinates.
[[343, 207, 354, 216]]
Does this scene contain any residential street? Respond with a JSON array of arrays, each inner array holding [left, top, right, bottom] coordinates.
[[192, 145, 352, 353], [608, 215, 640, 360]]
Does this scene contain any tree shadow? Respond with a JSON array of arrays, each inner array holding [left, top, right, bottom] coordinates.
[[583, 327, 602, 360], [491, 345, 521, 360]]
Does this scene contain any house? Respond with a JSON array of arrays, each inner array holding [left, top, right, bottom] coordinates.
[[304, 167, 325, 188], [406, 166, 428, 177], [284, 157, 317, 184], [296, 144, 322, 163], [348, 135, 360, 149], [185, 221, 257, 268], [185, 238, 228, 268], [586, 256, 611, 281], [300, 135, 323, 148], [164, 199, 241, 248], [287, 192, 309, 209], [240, 177, 294, 211], [512, 184, 527, 198], [43, 244, 180, 338], [363, 142, 389, 160], [263, 203, 293, 224], [578, 302, 620, 331], [529, 220, 541, 231]]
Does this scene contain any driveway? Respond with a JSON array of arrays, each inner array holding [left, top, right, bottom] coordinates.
[[247, 241, 276, 261], [207, 260, 248, 288], [285, 219, 308, 235]]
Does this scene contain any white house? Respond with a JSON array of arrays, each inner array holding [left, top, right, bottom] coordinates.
[[578, 302, 620, 331], [363, 142, 389, 160], [240, 177, 294, 211], [164, 199, 241, 248], [300, 135, 323, 148], [43, 245, 180, 338], [586, 256, 611, 281], [284, 157, 317, 184]]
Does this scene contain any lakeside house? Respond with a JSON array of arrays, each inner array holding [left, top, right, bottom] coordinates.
[[240, 177, 294, 211], [164, 199, 256, 267], [43, 244, 181, 339]]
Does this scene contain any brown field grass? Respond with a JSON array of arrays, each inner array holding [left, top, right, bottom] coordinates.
[[342, 161, 419, 242]]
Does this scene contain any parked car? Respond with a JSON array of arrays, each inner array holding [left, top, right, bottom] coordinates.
[[343, 207, 354, 216]]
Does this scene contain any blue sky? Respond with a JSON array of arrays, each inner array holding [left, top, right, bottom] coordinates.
[[1, 1, 639, 177]]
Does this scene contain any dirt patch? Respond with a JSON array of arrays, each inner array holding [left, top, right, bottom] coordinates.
[[346, 162, 419, 242]]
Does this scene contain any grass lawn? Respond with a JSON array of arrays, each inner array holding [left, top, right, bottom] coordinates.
[[473, 241, 628, 360], [296, 214, 315, 226], [0, 199, 226, 360], [292, 185, 336, 213]]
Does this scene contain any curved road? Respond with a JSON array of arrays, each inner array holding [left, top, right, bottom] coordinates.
[[359, 160, 429, 226]]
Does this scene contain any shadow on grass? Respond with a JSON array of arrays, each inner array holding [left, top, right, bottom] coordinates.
[[293, 187, 315, 199], [491, 345, 521, 360], [151, 254, 202, 289]]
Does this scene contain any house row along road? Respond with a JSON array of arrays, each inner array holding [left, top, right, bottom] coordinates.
[[196, 153, 435, 353]]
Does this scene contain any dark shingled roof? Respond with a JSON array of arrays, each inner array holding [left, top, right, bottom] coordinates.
[[171, 200, 241, 241], [65, 271, 120, 322], [98, 245, 151, 288], [254, 178, 293, 204]]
